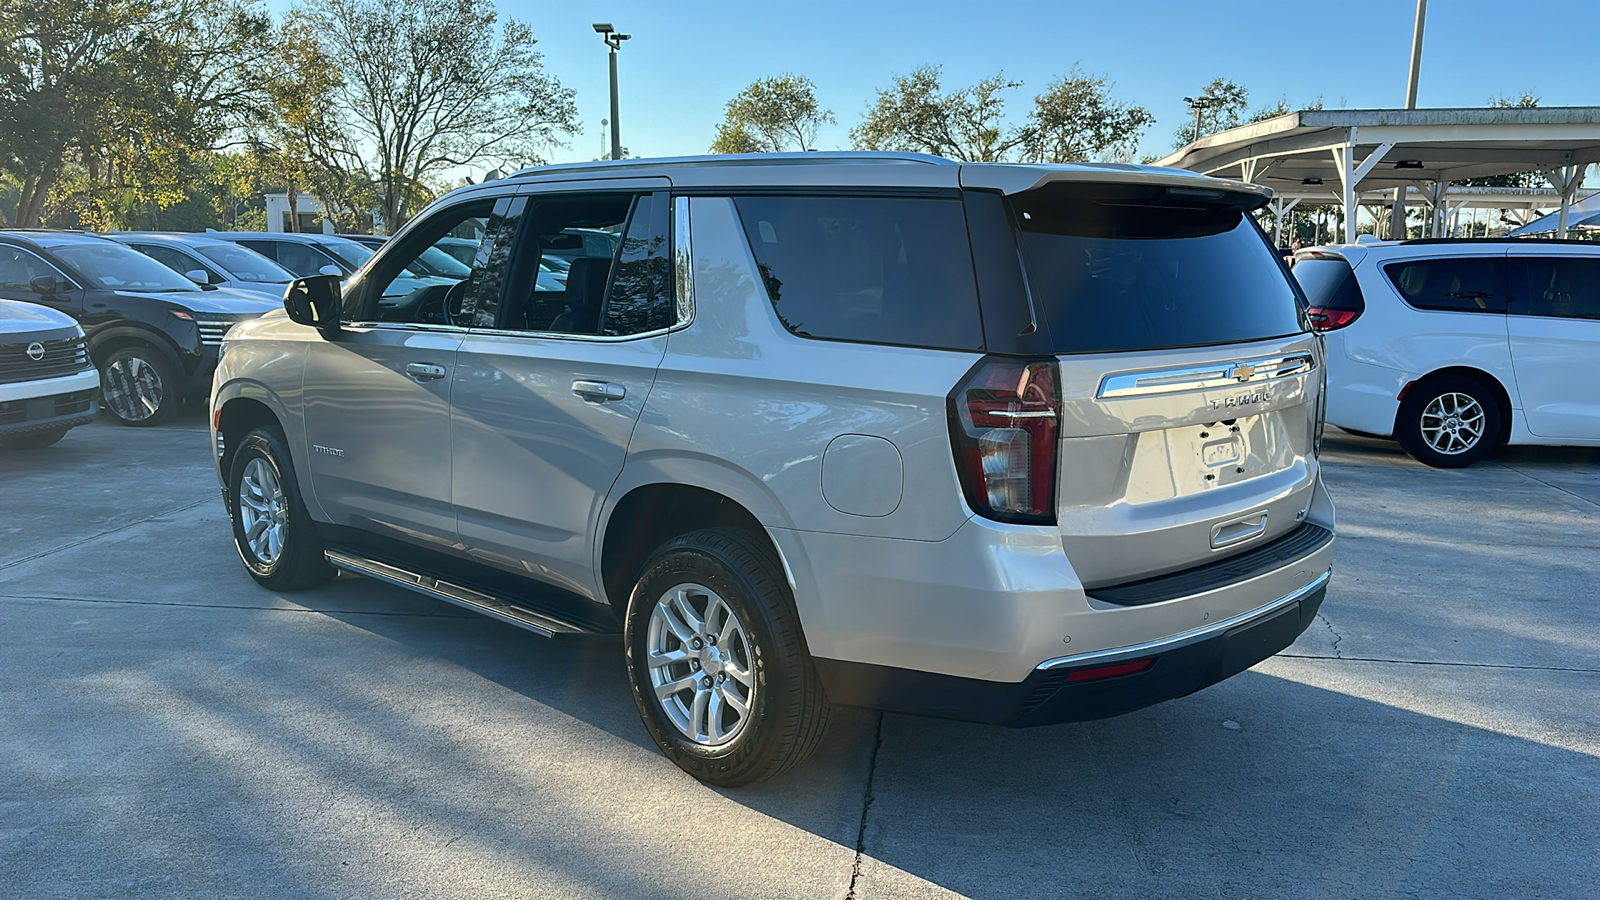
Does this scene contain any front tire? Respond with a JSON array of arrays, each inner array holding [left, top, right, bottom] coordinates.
[[100, 346, 179, 426], [623, 527, 830, 787], [228, 427, 333, 590], [1396, 375, 1502, 468], [1, 429, 68, 450]]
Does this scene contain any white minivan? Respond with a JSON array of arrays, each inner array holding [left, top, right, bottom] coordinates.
[[1294, 239, 1600, 467]]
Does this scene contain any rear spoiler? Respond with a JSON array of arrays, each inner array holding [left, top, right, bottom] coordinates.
[[959, 164, 1273, 212]]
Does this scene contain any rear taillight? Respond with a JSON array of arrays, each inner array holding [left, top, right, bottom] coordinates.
[[1307, 307, 1360, 331], [949, 357, 1060, 524]]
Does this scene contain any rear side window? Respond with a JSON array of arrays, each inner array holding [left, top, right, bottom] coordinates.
[[1383, 257, 1506, 313], [732, 195, 983, 352], [1518, 257, 1600, 320], [1011, 183, 1304, 354]]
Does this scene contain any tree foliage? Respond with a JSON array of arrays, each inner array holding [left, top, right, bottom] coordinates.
[[710, 75, 834, 153], [1172, 77, 1250, 149], [1021, 69, 1153, 164], [0, 0, 276, 228], [851, 66, 1025, 162], [851, 65, 1151, 164], [294, 0, 578, 230]]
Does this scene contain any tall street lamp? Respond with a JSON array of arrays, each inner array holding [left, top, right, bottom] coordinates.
[[1183, 95, 1221, 145], [593, 23, 630, 161]]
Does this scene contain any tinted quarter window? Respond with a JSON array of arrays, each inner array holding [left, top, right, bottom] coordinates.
[[1519, 257, 1600, 320], [603, 193, 673, 336], [1383, 257, 1506, 313], [1011, 183, 1302, 354], [732, 195, 983, 352]]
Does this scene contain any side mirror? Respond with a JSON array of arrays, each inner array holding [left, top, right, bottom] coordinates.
[[184, 269, 209, 285], [29, 274, 57, 295], [284, 274, 342, 332], [318, 264, 343, 277]]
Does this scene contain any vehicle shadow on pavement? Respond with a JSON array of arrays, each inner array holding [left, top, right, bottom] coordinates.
[[296, 572, 1599, 900]]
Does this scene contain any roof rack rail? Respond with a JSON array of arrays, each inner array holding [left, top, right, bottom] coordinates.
[[509, 151, 954, 179], [1400, 237, 1598, 246]]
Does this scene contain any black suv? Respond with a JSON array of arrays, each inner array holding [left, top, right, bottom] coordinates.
[[0, 231, 278, 425]]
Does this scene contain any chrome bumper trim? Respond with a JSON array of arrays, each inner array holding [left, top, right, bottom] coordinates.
[[1035, 568, 1332, 671]]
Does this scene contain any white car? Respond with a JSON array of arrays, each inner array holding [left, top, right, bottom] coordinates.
[[1294, 239, 1600, 467], [0, 298, 99, 449]]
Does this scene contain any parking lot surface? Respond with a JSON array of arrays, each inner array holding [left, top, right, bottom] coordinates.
[[3, 416, 1597, 899]]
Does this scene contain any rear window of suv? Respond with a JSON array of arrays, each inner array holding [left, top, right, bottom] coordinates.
[[1010, 183, 1305, 354], [732, 195, 984, 352]]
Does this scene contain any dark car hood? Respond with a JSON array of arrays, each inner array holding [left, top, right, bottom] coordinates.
[[111, 288, 280, 314]]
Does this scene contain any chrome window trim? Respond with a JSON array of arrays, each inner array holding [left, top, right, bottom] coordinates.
[[1097, 353, 1315, 400], [343, 322, 472, 335], [673, 195, 695, 328], [462, 325, 676, 343], [1035, 568, 1332, 671]]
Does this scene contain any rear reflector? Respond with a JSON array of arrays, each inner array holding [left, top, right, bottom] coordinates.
[[1065, 658, 1156, 684]]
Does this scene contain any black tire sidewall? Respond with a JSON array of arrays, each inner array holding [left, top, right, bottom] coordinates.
[[102, 346, 178, 426], [623, 534, 802, 782], [1397, 377, 1502, 468]]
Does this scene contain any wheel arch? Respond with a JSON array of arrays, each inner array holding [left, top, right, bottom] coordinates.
[[86, 325, 184, 371], [598, 480, 784, 623], [1397, 366, 1514, 446]]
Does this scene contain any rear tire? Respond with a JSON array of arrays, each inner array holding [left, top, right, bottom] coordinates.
[[1, 429, 68, 450], [1395, 375, 1502, 468], [227, 426, 333, 590], [623, 527, 830, 787], [100, 345, 179, 426]]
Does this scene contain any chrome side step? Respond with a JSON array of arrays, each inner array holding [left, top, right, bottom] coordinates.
[[325, 548, 614, 643]]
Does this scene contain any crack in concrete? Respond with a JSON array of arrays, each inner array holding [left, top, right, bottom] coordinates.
[[1277, 653, 1600, 674], [1317, 612, 1344, 658], [1490, 461, 1600, 512], [0, 497, 214, 572], [845, 712, 885, 900]]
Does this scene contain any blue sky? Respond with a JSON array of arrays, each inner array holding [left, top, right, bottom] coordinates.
[[265, 0, 1600, 171]]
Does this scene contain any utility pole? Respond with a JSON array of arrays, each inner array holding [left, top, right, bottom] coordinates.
[[593, 24, 631, 161], [1183, 95, 1220, 145], [1405, 0, 1427, 109], [1393, 0, 1427, 240]]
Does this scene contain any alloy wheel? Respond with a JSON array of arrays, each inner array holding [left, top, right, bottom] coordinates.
[[646, 582, 756, 747], [238, 457, 287, 566], [1419, 392, 1486, 456], [102, 355, 164, 422]]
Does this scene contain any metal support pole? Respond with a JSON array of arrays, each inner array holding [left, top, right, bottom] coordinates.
[[1405, 0, 1427, 109], [608, 48, 621, 161], [1390, 187, 1408, 240]]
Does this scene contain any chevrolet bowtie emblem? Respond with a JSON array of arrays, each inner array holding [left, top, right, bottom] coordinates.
[[1231, 363, 1256, 382]]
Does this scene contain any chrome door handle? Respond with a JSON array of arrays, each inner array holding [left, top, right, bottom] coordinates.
[[572, 380, 626, 401], [405, 362, 447, 381]]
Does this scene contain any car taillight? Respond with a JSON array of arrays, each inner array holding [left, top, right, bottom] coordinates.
[[949, 357, 1060, 524], [1307, 307, 1360, 331]]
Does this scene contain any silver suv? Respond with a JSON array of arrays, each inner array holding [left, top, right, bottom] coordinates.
[[211, 153, 1335, 786]]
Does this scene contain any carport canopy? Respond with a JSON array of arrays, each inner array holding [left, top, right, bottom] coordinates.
[[1156, 107, 1600, 242]]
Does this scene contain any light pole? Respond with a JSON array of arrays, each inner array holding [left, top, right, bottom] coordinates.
[[593, 23, 630, 161], [1405, 0, 1427, 109], [1183, 95, 1221, 145]]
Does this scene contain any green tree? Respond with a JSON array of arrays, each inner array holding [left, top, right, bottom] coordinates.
[[1464, 92, 1541, 188], [710, 74, 834, 153], [295, 0, 578, 230], [851, 65, 1026, 162], [1021, 68, 1153, 164]]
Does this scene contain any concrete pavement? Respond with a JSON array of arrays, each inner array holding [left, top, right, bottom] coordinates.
[[2, 417, 1597, 899]]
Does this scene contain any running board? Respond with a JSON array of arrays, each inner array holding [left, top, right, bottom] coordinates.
[[325, 548, 616, 645]]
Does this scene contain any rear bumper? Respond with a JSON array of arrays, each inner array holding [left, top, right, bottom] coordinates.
[[816, 573, 1327, 726]]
